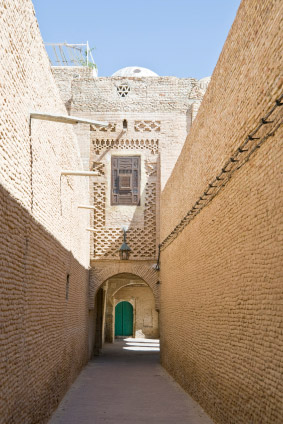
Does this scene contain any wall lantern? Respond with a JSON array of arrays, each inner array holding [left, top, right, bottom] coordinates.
[[119, 228, 131, 260]]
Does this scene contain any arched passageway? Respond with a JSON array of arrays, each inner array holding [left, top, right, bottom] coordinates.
[[90, 272, 159, 355], [89, 262, 160, 311]]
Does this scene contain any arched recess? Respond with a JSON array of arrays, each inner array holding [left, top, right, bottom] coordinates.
[[90, 269, 159, 351], [89, 262, 160, 311]]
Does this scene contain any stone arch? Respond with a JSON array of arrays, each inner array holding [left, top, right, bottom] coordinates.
[[112, 281, 144, 298], [89, 262, 160, 310]]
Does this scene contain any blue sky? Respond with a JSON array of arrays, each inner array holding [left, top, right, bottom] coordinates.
[[33, 0, 241, 79]]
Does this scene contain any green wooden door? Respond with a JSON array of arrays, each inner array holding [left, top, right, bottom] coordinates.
[[115, 301, 133, 336]]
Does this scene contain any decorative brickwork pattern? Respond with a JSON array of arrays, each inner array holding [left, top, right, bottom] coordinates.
[[144, 183, 156, 238], [92, 138, 159, 155], [91, 123, 116, 132], [145, 160, 157, 176], [93, 182, 106, 227], [52, 68, 209, 192], [92, 182, 156, 260], [92, 162, 105, 176], [117, 83, 131, 98], [134, 120, 161, 132]]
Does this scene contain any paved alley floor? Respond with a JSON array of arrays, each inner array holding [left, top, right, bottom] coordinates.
[[48, 338, 214, 424]]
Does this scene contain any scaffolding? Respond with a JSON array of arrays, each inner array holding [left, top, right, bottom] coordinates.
[[44, 41, 97, 75]]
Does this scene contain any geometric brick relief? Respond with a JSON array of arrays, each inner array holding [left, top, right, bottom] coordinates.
[[145, 161, 157, 177], [92, 181, 157, 260], [92, 138, 159, 155], [134, 120, 161, 132], [93, 226, 121, 259], [144, 182, 156, 239], [93, 183, 106, 229], [117, 83, 131, 98], [91, 123, 116, 132], [92, 162, 105, 176]]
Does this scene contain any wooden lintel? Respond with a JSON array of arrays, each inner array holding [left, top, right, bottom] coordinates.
[[30, 112, 108, 127], [78, 205, 95, 209], [61, 170, 97, 176]]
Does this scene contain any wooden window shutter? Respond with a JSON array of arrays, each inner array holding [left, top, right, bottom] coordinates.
[[111, 156, 140, 205], [111, 157, 119, 205]]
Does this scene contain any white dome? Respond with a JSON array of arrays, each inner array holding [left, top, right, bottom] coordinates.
[[112, 66, 159, 77]]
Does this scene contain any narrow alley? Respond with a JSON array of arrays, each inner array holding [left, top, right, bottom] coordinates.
[[48, 339, 213, 424], [1, 1, 282, 423]]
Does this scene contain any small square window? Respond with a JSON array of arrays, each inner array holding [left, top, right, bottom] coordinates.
[[117, 84, 130, 98]]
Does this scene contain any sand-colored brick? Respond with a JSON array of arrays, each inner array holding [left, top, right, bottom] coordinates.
[[160, 1, 283, 423], [0, 1, 90, 423]]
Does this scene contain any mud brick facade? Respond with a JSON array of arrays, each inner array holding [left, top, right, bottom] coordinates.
[[159, 1, 283, 423], [0, 1, 90, 423], [52, 68, 210, 264]]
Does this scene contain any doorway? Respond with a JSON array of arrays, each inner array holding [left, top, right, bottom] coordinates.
[[115, 301, 133, 336]]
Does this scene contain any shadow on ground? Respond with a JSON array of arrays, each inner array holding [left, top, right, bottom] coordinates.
[[48, 338, 213, 424]]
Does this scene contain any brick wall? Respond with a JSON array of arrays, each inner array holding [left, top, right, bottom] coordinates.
[[160, 0, 283, 423], [0, 1, 90, 423]]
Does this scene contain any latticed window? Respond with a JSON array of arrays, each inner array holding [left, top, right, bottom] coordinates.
[[117, 84, 130, 97], [111, 156, 140, 205]]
